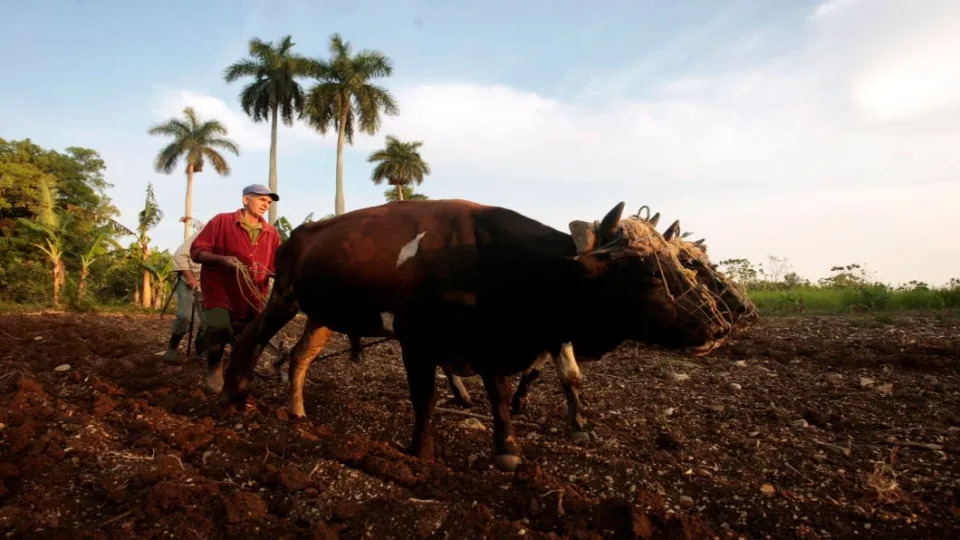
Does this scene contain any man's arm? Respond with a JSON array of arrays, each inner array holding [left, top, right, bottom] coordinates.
[[181, 269, 199, 289], [173, 235, 200, 288], [191, 216, 244, 269], [195, 251, 243, 269]]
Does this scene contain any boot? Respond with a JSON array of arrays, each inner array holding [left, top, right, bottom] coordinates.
[[163, 332, 185, 364]]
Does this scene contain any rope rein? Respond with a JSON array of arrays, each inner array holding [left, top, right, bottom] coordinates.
[[234, 262, 275, 313]]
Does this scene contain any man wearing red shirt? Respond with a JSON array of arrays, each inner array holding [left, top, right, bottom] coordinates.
[[191, 184, 281, 392]]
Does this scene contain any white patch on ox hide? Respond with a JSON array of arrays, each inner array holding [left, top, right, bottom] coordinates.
[[380, 312, 395, 334], [396, 231, 427, 267], [554, 342, 582, 384]]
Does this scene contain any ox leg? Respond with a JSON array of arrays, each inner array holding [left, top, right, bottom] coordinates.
[[206, 344, 227, 393], [223, 295, 299, 405], [510, 368, 541, 415], [481, 374, 521, 472], [441, 367, 473, 408], [349, 334, 364, 363], [510, 353, 550, 415], [288, 319, 333, 418], [403, 354, 438, 461], [553, 343, 595, 442]]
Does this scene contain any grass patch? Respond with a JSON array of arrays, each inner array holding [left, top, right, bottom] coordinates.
[[749, 285, 960, 315]]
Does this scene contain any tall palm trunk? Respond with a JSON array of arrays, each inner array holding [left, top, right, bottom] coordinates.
[[268, 103, 279, 224], [141, 244, 152, 308], [335, 107, 349, 215], [395, 182, 404, 201], [184, 163, 194, 239]]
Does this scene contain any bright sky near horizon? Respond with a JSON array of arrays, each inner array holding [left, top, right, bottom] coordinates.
[[3, 0, 959, 286]]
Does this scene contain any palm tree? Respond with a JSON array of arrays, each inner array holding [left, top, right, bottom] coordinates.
[[224, 35, 312, 225], [368, 136, 431, 202], [148, 107, 239, 239], [304, 33, 398, 215]]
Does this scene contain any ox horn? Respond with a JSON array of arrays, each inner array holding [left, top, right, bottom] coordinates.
[[598, 202, 625, 242], [694, 238, 705, 246], [649, 212, 660, 227], [593, 229, 625, 253], [636, 205, 651, 220], [663, 220, 680, 241]]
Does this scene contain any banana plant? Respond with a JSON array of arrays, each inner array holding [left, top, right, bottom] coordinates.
[[77, 228, 122, 302], [141, 251, 174, 310], [9, 178, 74, 306], [112, 183, 164, 308]]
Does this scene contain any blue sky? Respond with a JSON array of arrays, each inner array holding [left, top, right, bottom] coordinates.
[[3, 0, 959, 285]]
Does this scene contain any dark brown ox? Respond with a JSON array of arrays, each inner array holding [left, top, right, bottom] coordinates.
[[439, 208, 759, 440], [220, 199, 731, 471], [494, 211, 760, 439]]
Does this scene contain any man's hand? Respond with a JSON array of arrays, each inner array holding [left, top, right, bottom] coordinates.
[[220, 255, 243, 270], [185, 277, 199, 290]]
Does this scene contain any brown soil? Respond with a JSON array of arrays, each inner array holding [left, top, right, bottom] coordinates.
[[0, 311, 958, 538]]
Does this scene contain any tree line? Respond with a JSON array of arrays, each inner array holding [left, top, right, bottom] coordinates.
[[718, 257, 960, 314], [0, 138, 173, 309]]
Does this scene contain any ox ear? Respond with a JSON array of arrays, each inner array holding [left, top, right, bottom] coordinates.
[[649, 212, 660, 227], [663, 220, 680, 241], [568, 220, 598, 254], [597, 202, 625, 241]]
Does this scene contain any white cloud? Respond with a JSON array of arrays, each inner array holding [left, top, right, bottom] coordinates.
[[852, 16, 960, 121], [356, 0, 960, 285], [811, 0, 859, 19]]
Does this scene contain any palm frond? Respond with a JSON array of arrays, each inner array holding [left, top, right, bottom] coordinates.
[[239, 80, 272, 121], [154, 142, 184, 174], [207, 137, 240, 155], [355, 51, 393, 79], [196, 119, 229, 138], [224, 58, 263, 82], [203, 148, 231, 176], [147, 119, 190, 138]]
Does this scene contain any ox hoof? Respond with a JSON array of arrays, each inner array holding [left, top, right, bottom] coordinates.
[[450, 396, 474, 409], [493, 454, 521, 472], [569, 429, 598, 443], [205, 372, 224, 393], [263, 362, 282, 379]]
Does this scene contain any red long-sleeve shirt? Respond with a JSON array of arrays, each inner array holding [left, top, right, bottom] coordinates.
[[190, 209, 281, 322]]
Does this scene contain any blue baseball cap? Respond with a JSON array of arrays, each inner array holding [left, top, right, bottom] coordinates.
[[242, 183, 279, 201]]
